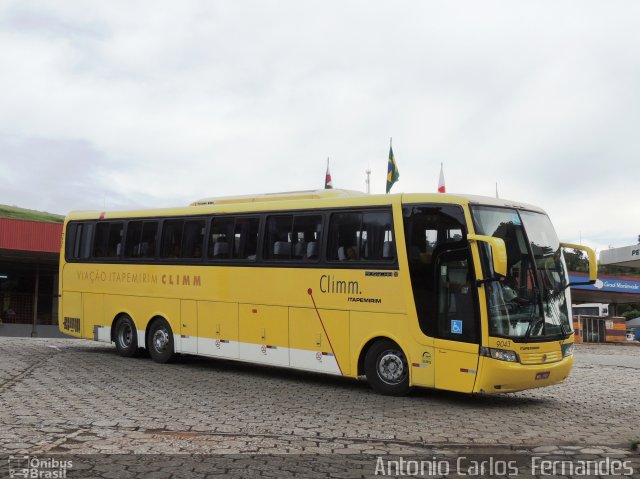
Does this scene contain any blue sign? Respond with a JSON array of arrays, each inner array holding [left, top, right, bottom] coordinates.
[[451, 320, 463, 334], [569, 275, 640, 294]]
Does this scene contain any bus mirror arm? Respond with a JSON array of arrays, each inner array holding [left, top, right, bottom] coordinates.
[[564, 279, 596, 290], [467, 234, 508, 278]]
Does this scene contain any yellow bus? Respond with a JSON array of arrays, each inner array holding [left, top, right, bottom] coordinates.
[[59, 189, 596, 395]]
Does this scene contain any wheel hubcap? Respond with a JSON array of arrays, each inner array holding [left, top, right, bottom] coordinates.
[[153, 328, 170, 353], [377, 351, 406, 385], [118, 323, 133, 348]]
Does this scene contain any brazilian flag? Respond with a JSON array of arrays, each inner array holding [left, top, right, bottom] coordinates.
[[386, 146, 399, 193]]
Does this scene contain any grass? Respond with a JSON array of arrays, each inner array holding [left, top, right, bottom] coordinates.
[[0, 204, 64, 223], [632, 440, 639, 451]]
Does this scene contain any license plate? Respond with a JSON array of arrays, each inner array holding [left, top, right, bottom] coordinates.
[[535, 372, 550, 380]]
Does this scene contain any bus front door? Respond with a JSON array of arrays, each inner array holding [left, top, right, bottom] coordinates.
[[433, 248, 480, 393]]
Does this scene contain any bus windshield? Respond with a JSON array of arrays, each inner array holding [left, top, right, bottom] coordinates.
[[471, 206, 571, 340]]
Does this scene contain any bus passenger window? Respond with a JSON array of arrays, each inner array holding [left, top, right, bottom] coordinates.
[[66, 222, 94, 260], [160, 220, 184, 258], [264, 215, 293, 260], [124, 221, 143, 257], [93, 222, 124, 258], [328, 210, 394, 262], [233, 217, 259, 260], [209, 217, 234, 259], [139, 222, 158, 258], [182, 220, 205, 258], [292, 215, 322, 260]]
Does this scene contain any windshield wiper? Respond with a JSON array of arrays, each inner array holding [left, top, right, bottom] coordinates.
[[525, 286, 570, 340], [524, 287, 543, 340]]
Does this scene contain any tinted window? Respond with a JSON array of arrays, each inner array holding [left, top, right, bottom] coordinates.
[[161, 220, 183, 258], [209, 217, 260, 260], [327, 210, 395, 262], [292, 215, 322, 260], [125, 221, 158, 258], [209, 217, 234, 259], [182, 220, 205, 258], [66, 222, 94, 260], [93, 222, 124, 258], [160, 219, 204, 259], [234, 217, 259, 259], [264, 215, 293, 259], [264, 215, 322, 260]]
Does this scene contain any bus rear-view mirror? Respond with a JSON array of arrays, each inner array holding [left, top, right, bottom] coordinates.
[[467, 234, 508, 278]]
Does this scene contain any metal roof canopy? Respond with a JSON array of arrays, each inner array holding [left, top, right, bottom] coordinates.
[[599, 244, 640, 268]]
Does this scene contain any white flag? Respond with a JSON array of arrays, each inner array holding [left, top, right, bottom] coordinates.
[[438, 163, 445, 193]]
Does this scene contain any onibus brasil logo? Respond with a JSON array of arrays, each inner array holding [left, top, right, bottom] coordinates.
[[7, 456, 73, 478]]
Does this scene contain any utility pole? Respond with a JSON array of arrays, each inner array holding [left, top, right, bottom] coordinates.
[[365, 168, 371, 194]]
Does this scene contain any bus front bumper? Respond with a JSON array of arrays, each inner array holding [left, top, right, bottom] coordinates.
[[474, 355, 574, 394]]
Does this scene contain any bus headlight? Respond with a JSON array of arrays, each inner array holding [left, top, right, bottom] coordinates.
[[561, 343, 574, 357], [480, 347, 520, 363]]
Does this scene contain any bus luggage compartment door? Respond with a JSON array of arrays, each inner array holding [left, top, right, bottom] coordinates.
[[289, 307, 348, 375], [239, 304, 289, 366], [197, 301, 239, 359]]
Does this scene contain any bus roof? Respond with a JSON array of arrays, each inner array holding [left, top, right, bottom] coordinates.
[[64, 190, 546, 221], [190, 189, 365, 206]]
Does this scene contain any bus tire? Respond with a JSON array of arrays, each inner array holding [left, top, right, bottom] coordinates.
[[114, 315, 139, 358], [364, 339, 410, 396], [148, 318, 176, 363]]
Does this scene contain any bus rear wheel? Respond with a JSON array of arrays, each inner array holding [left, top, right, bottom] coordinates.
[[364, 339, 410, 396], [114, 315, 139, 358], [148, 319, 176, 364]]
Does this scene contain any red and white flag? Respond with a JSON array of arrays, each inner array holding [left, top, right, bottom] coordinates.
[[437, 163, 446, 193], [325, 158, 333, 189]]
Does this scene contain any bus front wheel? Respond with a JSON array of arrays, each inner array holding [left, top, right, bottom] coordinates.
[[114, 315, 139, 358], [148, 319, 176, 364], [364, 339, 410, 396]]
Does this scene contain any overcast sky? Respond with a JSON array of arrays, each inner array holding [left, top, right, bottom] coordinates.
[[0, 1, 638, 254]]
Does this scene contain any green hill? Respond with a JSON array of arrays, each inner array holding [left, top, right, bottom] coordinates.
[[0, 204, 64, 223]]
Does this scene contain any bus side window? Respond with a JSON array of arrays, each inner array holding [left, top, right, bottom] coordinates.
[[93, 221, 124, 258], [328, 210, 394, 262], [264, 215, 294, 260], [327, 212, 361, 261], [182, 220, 205, 258], [139, 221, 158, 258], [66, 222, 94, 260], [292, 215, 322, 260], [209, 217, 234, 259], [234, 217, 259, 260], [360, 211, 395, 261], [124, 221, 143, 257], [160, 220, 184, 258]]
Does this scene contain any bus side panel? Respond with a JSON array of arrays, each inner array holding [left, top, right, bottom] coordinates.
[[82, 293, 104, 341], [180, 300, 198, 354], [238, 304, 289, 366], [59, 291, 83, 338], [289, 308, 349, 376], [197, 301, 239, 359]]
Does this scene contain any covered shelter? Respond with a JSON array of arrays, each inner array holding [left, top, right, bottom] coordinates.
[[0, 215, 63, 336]]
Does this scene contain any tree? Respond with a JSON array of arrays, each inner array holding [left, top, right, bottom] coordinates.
[[564, 249, 589, 272]]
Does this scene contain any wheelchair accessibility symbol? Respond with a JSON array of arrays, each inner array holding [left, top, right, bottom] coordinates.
[[451, 320, 463, 334]]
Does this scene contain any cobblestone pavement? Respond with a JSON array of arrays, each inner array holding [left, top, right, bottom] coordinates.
[[0, 338, 639, 477]]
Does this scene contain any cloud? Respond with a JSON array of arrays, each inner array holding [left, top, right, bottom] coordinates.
[[0, 0, 637, 250]]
